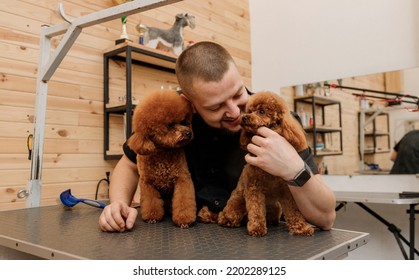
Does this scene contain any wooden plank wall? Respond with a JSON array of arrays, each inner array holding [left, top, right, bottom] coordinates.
[[0, 0, 251, 210]]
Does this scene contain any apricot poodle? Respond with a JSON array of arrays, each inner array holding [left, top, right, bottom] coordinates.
[[127, 90, 196, 228], [218, 91, 314, 237]]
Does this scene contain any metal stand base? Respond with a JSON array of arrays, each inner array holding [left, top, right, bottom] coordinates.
[[336, 202, 418, 259]]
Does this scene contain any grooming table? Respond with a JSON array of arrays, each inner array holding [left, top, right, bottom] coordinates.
[[324, 175, 419, 260], [0, 205, 368, 260]]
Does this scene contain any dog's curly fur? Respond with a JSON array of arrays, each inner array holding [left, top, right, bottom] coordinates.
[[218, 91, 314, 237], [127, 90, 196, 228]]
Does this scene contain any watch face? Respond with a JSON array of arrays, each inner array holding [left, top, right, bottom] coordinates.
[[288, 163, 311, 187], [294, 168, 311, 187]]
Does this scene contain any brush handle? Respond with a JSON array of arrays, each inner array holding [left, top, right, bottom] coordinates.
[[82, 199, 106, 209]]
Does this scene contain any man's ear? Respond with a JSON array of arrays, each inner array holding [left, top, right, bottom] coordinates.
[[180, 93, 196, 113]]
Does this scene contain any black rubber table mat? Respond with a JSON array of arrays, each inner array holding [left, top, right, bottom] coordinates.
[[0, 205, 368, 260]]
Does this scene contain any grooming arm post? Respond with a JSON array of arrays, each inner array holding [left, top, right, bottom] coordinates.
[[27, 0, 183, 208], [42, 0, 182, 81], [27, 26, 51, 208]]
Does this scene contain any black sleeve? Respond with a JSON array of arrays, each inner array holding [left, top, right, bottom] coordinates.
[[291, 111, 319, 174], [298, 147, 319, 174], [123, 139, 137, 164]]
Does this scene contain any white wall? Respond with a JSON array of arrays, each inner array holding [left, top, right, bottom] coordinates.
[[249, 0, 419, 90]]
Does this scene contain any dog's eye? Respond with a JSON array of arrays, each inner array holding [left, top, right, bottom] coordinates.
[[258, 109, 265, 115], [167, 122, 175, 129]]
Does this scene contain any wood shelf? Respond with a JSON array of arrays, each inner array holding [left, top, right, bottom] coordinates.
[[304, 126, 342, 132], [315, 150, 343, 156], [294, 95, 341, 106], [364, 148, 390, 154], [104, 41, 177, 70]]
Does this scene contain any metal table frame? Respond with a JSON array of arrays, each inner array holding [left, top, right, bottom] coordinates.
[[334, 191, 418, 260]]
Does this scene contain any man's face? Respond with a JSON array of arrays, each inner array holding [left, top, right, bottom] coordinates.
[[184, 63, 249, 133]]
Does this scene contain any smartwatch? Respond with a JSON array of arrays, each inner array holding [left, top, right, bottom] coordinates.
[[287, 162, 312, 187]]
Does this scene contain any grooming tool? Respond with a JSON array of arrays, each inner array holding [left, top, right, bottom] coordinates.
[[59, 189, 106, 209]]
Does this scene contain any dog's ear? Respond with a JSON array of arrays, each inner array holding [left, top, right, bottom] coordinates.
[[280, 114, 307, 151], [239, 130, 253, 151], [127, 133, 156, 155]]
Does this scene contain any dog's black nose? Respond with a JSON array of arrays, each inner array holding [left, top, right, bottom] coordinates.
[[185, 131, 192, 138], [242, 116, 248, 123]]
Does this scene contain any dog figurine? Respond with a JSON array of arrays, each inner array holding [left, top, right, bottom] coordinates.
[[218, 91, 314, 237], [127, 90, 196, 228], [139, 13, 196, 56]]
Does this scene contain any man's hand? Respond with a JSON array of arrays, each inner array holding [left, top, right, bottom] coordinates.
[[244, 126, 304, 180], [98, 200, 138, 232]]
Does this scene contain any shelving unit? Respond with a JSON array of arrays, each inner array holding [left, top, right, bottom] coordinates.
[[358, 109, 390, 170], [103, 41, 177, 160], [294, 96, 343, 156], [359, 111, 390, 154]]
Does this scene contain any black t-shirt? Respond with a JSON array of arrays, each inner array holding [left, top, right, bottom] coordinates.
[[390, 130, 419, 174], [123, 113, 318, 213]]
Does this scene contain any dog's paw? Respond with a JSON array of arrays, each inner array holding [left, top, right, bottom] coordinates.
[[247, 222, 267, 237], [146, 219, 158, 224], [179, 223, 191, 229], [288, 223, 314, 236], [247, 229, 267, 237], [172, 212, 196, 229], [218, 211, 242, 227], [197, 206, 218, 224], [173, 220, 195, 229], [141, 207, 164, 223]]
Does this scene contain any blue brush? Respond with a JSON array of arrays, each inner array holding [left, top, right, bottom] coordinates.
[[60, 189, 106, 209]]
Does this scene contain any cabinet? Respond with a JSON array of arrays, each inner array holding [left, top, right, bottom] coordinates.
[[294, 96, 343, 156], [103, 41, 177, 160]]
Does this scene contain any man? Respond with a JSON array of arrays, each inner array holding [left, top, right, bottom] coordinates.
[[98, 41, 336, 232], [390, 129, 419, 174]]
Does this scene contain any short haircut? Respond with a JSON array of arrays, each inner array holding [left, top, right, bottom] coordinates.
[[175, 41, 235, 95]]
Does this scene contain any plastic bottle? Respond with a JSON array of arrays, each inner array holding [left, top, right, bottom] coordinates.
[[299, 107, 308, 127], [316, 134, 325, 150]]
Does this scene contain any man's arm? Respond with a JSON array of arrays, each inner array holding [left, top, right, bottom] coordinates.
[[99, 155, 139, 232], [287, 174, 336, 230], [108, 155, 139, 205], [244, 126, 336, 230]]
